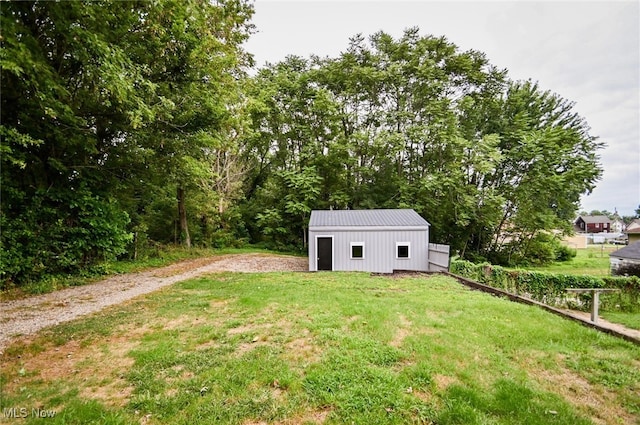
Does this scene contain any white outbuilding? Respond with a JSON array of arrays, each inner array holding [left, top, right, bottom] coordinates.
[[308, 209, 449, 273]]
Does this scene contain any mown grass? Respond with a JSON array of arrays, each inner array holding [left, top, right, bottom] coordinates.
[[601, 311, 640, 331], [1, 272, 639, 424], [526, 246, 619, 276]]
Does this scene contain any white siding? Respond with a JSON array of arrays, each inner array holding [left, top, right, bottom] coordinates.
[[309, 229, 429, 273]]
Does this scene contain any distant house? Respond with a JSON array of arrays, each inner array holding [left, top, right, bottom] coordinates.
[[611, 217, 626, 234], [627, 219, 640, 232], [610, 241, 640, 274], [625, 220, 640, 244], [308, 209, 449, 273], [575, 215, 611, 233]]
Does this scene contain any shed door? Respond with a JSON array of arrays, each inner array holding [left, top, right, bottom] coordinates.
[[317, 237, 332, 271]]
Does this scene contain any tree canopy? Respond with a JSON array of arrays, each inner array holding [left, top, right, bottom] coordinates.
[[1, 0, 254, 283], [1, 5, 603, 286], [241, 29, 603, 264]]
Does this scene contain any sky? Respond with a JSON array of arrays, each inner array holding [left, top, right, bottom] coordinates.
[[244, 0, 640, 217]]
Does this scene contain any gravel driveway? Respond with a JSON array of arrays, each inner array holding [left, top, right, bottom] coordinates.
[[0, 253, 308, 351]]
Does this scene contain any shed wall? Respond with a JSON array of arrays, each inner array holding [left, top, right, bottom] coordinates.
[[308, 229, 429, 273], [610, 257, 640, 274]]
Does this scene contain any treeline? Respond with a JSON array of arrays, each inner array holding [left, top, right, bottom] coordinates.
[[1, 1, 603, 285]]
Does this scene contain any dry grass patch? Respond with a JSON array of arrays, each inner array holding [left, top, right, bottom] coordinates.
[[433, 373, 460, 392], [2, 332, 139, 408], [283, 332, 323, 367], [241, 407, 332, 425], [228, 322, 274, 335], [282, 407, 332, 424], [390, 313, 412, 348], [161, 315, 206, 331], [530, 363, 636, 425]]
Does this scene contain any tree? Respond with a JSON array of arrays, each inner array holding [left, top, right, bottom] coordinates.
[[1, 1, 153, 282], [122, 0, 253, 248], [241, 29, 603, 264], [462, 81, 603, 264], [241, 56, 344, 246], [0, 0, 254, 284]]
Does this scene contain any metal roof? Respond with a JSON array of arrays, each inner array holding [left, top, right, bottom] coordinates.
[[309, 209, 430, 228], [610, 241, 640, 260]]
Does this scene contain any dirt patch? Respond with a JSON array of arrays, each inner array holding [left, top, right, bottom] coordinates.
[[234, 337, 271, 357], [431, 374, 460, 393]]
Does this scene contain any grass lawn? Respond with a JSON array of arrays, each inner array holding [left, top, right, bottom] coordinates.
[[601, 311, 640, 332], [1, 273, 638, 424], [525, 246, 619, 276]]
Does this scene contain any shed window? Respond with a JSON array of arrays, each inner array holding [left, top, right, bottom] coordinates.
[[351, 242, 364, 259], [396, 242, 410, 259]]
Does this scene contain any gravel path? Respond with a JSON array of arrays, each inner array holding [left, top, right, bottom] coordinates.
[[0, 253, 308, 352]]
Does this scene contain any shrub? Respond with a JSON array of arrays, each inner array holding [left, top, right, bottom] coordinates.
[[0, 187, 132, 287], [555, 245, 577, 262]]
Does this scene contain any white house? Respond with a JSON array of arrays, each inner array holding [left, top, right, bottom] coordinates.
[[308, 209, 449, 273]]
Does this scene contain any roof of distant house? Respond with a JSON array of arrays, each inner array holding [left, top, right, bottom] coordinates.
[[610, 241, 640, 260], [578, 215, 611, 224], [626, 219, 640, 232]]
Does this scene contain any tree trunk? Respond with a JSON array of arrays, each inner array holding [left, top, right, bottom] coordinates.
[[177, 186, 191, 248]]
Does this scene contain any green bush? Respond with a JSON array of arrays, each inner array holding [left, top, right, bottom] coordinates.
[[555, 245, 577, 262], [0, 187, 132, 287], [486, 234, 577, 267]]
